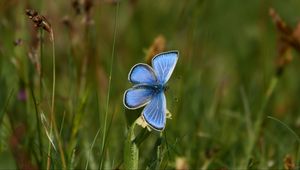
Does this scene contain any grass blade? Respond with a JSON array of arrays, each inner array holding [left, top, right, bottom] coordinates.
[[99, 2, 120, 169], [267, 116, 300, 143]]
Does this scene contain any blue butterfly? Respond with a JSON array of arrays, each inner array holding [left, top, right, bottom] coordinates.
[[123, 51, 179, 131]]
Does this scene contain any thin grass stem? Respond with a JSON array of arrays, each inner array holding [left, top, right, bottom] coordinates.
[[40, 29, 44, 100], [267, 116, 300, 143], [99, 2, 119, 169], [30, 87, 44, 167], [0, 89, 14, 123], [85, 128, 101, 170], [245, 76, 278, 168], [51, 32, 67, 169]]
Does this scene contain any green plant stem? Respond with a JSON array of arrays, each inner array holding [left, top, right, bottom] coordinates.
[[51, 33, 66, 170], [46, 129, 52, 170], [267, 116, 300, 143], [99, 2, 119, 169], [53, 111, 67, 170], [51, 30, 56, 145], [40, 29, 44, 100], [47, 32, 67, 170], [124, 121, 139, 170], [85, 128, 101, 170], [0, 89, 14, 124], [245, 76, 278, 167], [30, 88, 44, 167], [267, 116, 300, 167]]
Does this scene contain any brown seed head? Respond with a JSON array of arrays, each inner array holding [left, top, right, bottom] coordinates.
[[26, 9, 53, 38], [145, 35, 166, 64], [25, 9, 38, 19], [269, 8, 300, 76], [84, 0, 93, 13], [72, 0, 81, 15], [284, 154, 295, 170], [269, 8, 293, 36]]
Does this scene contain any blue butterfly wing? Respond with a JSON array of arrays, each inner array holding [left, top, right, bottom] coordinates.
[[142, 92, 166, 131], [152, 51, 178, 84], [124, 85, 155, 109], [128, 64, 157, 84]]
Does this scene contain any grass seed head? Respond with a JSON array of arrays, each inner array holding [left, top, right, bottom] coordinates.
[[284, 154, 295, 170], [145, 35, 166, 64], [269, 8, 300, 76], [25, 9, 53, 35]]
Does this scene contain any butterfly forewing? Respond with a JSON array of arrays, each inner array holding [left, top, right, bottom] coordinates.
[[142, 92, 166, 131], [128, 64, 158, 85], [152, 51, 178, 84]]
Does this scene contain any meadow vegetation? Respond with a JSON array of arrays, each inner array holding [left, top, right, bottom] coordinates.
[[1, 0, 300, 169]]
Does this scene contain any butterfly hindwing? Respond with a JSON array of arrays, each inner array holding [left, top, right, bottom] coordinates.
[[124, 85, 155, 109], [152, 51, 178, 84], [128, 64, 157, 84], [142, 92, 166, 131]]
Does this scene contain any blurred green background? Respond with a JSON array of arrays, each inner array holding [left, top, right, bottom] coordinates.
[[1, 0, 300, 169]]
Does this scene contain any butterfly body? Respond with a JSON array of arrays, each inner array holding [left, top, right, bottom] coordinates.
[[124, 51, 179, 131], [152, 84, 165, 93]]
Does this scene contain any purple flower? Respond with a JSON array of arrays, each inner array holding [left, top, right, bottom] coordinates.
[[18, 89, 27, 101]]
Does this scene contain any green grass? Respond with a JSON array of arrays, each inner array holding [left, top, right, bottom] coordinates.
[[1, 0, 300, 169]]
